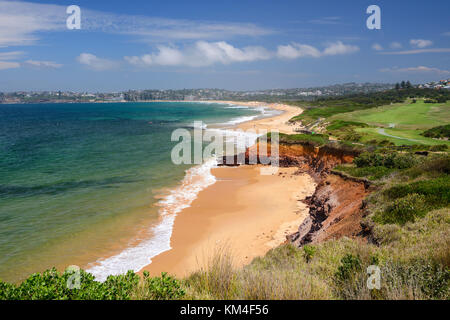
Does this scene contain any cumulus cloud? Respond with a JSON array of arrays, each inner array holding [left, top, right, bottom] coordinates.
[[380, 66, 450, 75], [125, 41, 272, 67], [323, 41, 359, 56], [23, 60, 62, 68], [277, 41, 358, 59], [276, 43, 321, 59], [410, 39, 433, 48], [372, 43, 383, 51], [76, 53, 118, 70]]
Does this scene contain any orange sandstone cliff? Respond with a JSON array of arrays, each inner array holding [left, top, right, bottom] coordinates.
[[220, 141, 372, 247]]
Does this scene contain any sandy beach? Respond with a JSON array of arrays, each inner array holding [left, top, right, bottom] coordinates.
[[142, 101, 313, 277], [213, 100, 303, 134], [143, 165, 315, 277]]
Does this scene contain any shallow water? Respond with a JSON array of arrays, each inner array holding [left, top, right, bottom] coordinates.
[[0, 101, 264, 282]]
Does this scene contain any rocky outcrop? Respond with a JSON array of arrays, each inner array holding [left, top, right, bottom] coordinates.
[[219, 141, 359, 180], [288, 173, 372, 246]]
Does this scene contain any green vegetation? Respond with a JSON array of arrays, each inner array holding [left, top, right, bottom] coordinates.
[[353, 152, 417, 169], [1, 87, 449, 300], [275, 132, 329, 146], [288, 87, 450, 126], [332, 100, 449, 130], [334, 165, 394, 181], [422, 124, 450, 139], [1, 151, 448, 300], [0, 269, 184, 300], [288, 88, 450, 147]]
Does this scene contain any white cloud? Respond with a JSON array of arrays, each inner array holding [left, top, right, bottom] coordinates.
[[0, 1, 64, 47], [0, 0, 273, 48], [380, 66, 450, 75], [277, 41, 358, 59], [390, 42, 403, 49], [443, 32, 450, 36], [76, 53, 118, 71], [0, 60, 20, 70], [125, 41, 272, 67], [410, 39, 433, 48], [323, 41, 359, 56], [23, 60, 62, 68], [276, 43, 321, 59], [126, 40, 359, 67], [372, 43, 383, 51], [0, 51, 25, 60]]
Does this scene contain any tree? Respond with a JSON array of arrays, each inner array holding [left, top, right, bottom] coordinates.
[[395, 83, 400, 90], [401, 81, 406, 89], [406, 81, 412, 89]]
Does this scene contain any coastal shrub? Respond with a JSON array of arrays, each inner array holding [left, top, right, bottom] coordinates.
[[139, 271, 185, 300], [377, 194, 427, 225], [354, 152, 417, 169], [383, 176, 450, 208], [335, 254, 362, 283], [303, 245, 316, 263], [0, 268, 185, 300], [429, 144, 448, 151], [422, 125, 450, 139], [404, 155, 450, 179], [335, 259, 450, 300], [335, 165, 394, 181]]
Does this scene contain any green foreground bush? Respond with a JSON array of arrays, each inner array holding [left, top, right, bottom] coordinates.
[[0, 269, 184, 300]]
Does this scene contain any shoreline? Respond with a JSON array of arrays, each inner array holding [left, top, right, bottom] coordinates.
[[82, 100, 305, 280], [141, 101, 310, 277]]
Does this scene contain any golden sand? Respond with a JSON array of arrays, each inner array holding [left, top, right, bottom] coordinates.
[[143, 165, 315, 277], [142, 102, 312, 277]]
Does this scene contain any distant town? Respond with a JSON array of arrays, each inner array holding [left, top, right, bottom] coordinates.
[[1, 80, 449, 104]]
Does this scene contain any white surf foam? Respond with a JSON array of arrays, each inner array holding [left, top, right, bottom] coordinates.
[[86, 158, 218, 281], [85, 102, 271, 281]]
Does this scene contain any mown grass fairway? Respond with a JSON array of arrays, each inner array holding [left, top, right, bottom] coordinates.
[[329, 100, 450, 145]]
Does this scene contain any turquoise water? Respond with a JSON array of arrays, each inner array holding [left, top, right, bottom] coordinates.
[[0, 102, 262, 282]]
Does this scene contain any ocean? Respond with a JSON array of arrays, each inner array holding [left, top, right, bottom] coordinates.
[[0, 101, 277, 282]]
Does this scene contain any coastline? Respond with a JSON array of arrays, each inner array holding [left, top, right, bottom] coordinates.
[[81, 100, 306, 281], [141, 101, 311, 277], [142, 166, 315, 277]]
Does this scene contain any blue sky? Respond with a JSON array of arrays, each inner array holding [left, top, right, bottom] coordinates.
[[0, 0, 449, 92]]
